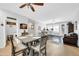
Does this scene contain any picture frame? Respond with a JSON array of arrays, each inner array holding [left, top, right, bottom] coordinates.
[[6, 21, 16, 25], [20, 23, 27, 29]]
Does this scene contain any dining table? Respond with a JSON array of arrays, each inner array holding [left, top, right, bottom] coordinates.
[[17, 36, 41, 55], [17, 36, 41, 44]]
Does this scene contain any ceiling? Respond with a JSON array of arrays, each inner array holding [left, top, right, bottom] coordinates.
[[0, 3, 79, 24]]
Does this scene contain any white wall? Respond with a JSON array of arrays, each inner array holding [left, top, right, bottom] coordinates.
[[0, 9, 35, 48], [0, 17, 6, 48]]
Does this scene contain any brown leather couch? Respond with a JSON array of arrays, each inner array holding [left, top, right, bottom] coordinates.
[[63, 33, 78, 47]]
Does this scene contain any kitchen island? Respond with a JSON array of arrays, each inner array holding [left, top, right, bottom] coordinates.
[[47, 32, 64, 44]]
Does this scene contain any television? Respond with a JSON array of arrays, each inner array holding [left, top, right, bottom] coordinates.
[[20, 23, 27, 29]]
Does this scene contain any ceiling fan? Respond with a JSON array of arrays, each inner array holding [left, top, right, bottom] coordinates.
[[19, 3, 44, 12]]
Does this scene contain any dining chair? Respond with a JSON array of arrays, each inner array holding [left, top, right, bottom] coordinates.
[[30, 35, 48, 56], [30, 39, 40, 46], [10, 35, 28, 56]]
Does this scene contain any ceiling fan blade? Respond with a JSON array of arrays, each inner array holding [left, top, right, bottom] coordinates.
[[30, 5, 35, 12], [19, 3, 27, 8], [33, 3, 44, 6]]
